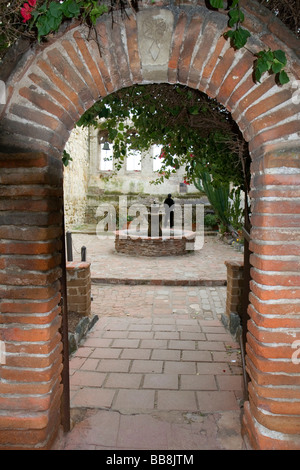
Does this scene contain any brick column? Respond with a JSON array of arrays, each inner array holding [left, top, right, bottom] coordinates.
[[66, 262, 91, 317], [224, 260, 244, 336], [0, 152, 63, 450], [243, 149, 300, 450]]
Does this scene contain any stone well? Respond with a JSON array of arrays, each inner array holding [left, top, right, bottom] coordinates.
[[115, 229, 196, 256]]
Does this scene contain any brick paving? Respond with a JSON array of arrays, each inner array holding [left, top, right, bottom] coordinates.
[[68, 232, 243, 284], [53, 233, 245, 450]]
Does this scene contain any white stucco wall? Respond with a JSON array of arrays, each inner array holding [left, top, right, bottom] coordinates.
[[63, 125, 199, 228], [63, 126, 90, 229]]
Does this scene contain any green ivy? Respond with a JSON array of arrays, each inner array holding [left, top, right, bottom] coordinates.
[[208, 0, 289, 84], [255, 49, 289, 84], [30, 0, 108, 41], [78, 84, 249, 190], [62, 149, 73, 166]]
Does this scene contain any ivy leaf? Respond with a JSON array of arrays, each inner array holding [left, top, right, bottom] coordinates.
[[61, 0, 81, 18], [228, 8, 244, 28], [273, 49, 287, 66], [279, 70, 290, 85], [189, 106, 199, 115], [48, 1, 63, 19], [36, 18, 52, 40], [225, 28, 251, 49], [89, 5, 108, 24], [272, 59, 284, 74], [62, 150, 73, 167], [209, 0, 224, 8]]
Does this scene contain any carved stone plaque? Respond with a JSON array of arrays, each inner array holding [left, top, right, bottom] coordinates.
[[137, 9, 174, 82]]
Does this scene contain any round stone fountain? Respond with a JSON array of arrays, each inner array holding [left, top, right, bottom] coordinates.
[[115, 204, 196, 257]]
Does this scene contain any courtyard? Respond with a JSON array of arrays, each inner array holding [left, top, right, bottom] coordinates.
[[52, 233, 246, 450]]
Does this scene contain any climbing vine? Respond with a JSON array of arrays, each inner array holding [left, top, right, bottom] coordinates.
[[78, 83, 250, 191], [0, 0, 296, 86], [208, 0, 289, 84]]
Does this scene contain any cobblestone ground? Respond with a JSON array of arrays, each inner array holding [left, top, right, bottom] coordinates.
[[91, 284, 227, 319], [70, 233, 243, 283]]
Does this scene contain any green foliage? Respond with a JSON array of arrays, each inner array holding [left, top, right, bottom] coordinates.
[[204, 213, 219, 228], [78, 84, 247, 189], [31, 0, 108, 41], [194, 170, 244, 232], [226, 187, 244, 231], [254, 49, 289, 84], [209, 0, 224, 8], [62, 149, 73, 166], [193, 169, 231, 229], [0, 0, 291, 87], [225, 28, 251, 50], [208, 0, 289, 83]]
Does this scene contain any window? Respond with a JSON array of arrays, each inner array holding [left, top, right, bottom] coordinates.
[[153, 145, 163, 172], [153, 145, 177, 173], [100, 144, 113, 171], [179, 182, 188, 193], [126, 148, 141, 171]]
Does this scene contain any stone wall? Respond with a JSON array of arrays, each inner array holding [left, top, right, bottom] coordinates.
[[66, 261, 91, 317], [223, 260, 244, 337], [63, 127, 89, 230], [115, 230, 196, 256]]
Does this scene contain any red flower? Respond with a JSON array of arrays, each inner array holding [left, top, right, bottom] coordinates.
[[28, 0, 37, 5], [21, 3, 32, 22]]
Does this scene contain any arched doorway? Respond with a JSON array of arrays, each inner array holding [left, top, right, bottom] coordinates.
[[0, 1, 299, 450]]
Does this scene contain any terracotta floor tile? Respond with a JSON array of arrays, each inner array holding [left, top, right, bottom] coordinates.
[[157, 390, 198, 411], [113, 389, 155, 411], [52, 234, 245, 450], [71, 387, 115, 408]]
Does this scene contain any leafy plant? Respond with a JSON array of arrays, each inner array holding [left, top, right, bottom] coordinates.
[[208, 0, 289, 84], [194, 168, 243, 234], [254, 49, 289, 85], [204, 213, 219, 228], [62, 149, 73, 166], [193, 168, 231, 229], [78, 84, 249, 191], [29, 0, 108, 41], [226, 187, 244, 231]]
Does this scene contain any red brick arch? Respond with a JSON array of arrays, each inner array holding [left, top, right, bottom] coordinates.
[[0, 0, 300, 450]]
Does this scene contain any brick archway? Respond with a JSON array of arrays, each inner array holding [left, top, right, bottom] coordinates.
[[0, 0, 299, 450]]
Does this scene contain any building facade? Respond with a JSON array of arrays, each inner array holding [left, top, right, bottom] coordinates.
[[64, 125, 199, 228]]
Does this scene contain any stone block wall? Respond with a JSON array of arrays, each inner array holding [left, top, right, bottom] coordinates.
[[66, 262, 91, 317], [224, 260, 244, 336], [63, 127, 89, 230]]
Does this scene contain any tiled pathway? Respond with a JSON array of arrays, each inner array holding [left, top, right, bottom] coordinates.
[[53, 290, 245, 450], [53, 233, 245, 450]]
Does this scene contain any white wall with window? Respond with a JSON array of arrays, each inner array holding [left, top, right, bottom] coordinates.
[[99, 143, 114, 171], [126, 148, 141, 171]]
